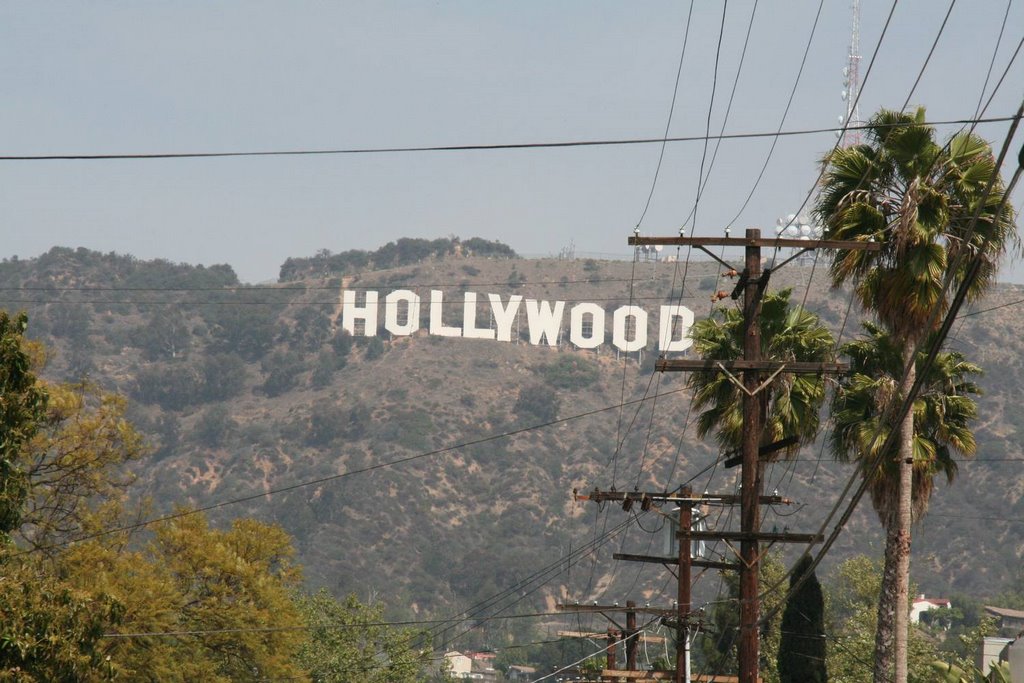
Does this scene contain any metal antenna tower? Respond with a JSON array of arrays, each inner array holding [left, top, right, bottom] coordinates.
[[840, 0, 862, 146]]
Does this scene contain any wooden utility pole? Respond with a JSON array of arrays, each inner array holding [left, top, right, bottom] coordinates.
[[677, 488, 693, 683], [626, 600, 639, 671], [738, 230, 764, 683], [626, 228, 877, 683], [606, 628, 618, 681], [573, 488, 805, 683], [555, 603, 673, 681]]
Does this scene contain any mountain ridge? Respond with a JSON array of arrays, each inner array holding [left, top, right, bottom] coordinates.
[[1, 244, 1021, 623]]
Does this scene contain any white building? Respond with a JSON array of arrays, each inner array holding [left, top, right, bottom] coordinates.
[[443, 651, 472, 678], [910, 594, 951, 624]]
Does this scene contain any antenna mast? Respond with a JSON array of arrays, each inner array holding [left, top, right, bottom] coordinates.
[[841, 0, 862, 146]]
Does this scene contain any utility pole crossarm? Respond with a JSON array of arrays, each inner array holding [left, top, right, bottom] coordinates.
[[655, 359, 849, 373], [573, 489, 793, 506], [684, 531, 823, 543], [557, 630, 668, 644], [613, 553, 739, 572], [554, 604, 675, 617], [628, 235, 881, 251]]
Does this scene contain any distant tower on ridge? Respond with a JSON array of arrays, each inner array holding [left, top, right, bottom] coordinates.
[[839, 0, 862, 147]]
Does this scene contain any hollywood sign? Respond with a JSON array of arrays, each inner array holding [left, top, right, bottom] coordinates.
[[340, 290, 695, 352]]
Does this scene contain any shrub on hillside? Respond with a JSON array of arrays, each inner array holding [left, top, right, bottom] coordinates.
[[536, 354, 599, 390], [306, 403, 346, 447], [134, 362, 204, 410], [514, 383, 559, 424], [200, 353, 248, 401], [260, 351, 306, 397], [195, 405, 236, 448]]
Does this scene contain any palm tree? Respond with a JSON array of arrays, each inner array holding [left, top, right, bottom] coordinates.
[[688, 288, 834, 455], [815, 106, 1016, 683], [831, 322, 980, 528]]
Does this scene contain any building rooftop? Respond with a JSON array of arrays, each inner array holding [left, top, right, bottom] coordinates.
[[986, 606, 1024, 620]]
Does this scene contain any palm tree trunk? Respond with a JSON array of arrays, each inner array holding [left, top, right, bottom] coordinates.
[[873, 347, 915, 683], [893, 347, 914, 683], [873, 522, 898, 682]]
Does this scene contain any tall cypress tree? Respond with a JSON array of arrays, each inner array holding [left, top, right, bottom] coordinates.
[[778, 556, 827, 683]]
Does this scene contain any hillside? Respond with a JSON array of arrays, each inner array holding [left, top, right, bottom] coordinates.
[[1, 244, 1022, 628]]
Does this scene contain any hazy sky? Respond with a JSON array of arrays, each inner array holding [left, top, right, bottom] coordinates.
[[2, 1, 1022, 283]]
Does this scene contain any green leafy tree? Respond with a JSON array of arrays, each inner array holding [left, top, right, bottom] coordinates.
[[687, 293, 831, 682], [0, 312, 49, 534], [816, 106, 1016, 683], [311, 349, 344, 388], [930, 660, 1011, 683], [133, 361, 203, 410], [208, 303, 279, 361], [16, 382, 143, 552], [0, 325, 312, 681], [64, 514, 308, 682], [293, 590, 432, 682], [329, 329, 353, 358], [698, 553, 786, 682], [536, 354, 600, 390], [306, 403, 345, 447], [0, 317, 125, 681], [778, 556, 826, 683], [0, 549, 123, 682], [291, 308, 333, 352], [826, 555, 941, 683]]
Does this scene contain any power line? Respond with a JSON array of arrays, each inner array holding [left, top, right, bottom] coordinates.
[[14, 384, 689, 557], [687, 0, 730, 234], [679, 0, 759, 229], [722, 0, 826, 229], [961, 296, 1024, 318], [974, 0, 1015, 117], [0, 276, 652, 293], [0, 293, 716, 307], [101, 610, 579, 639], [429, 513, 643, 651], [900, 0, 957, 109], [634, 0, 696, 229], [0, 117, 1013, 162]]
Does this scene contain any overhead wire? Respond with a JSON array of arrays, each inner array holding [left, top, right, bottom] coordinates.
[[900, 0, 958, 108], [722, 0, 827, 230], [100, 610, 581, 638], [0, 275, 655, 292], [630, 0, 731, 491], [687, 0, 730, 237], [0, 46, 1015, 683], [679, 0, 759, 229], [529, 619, 658, 683], [633, 0, 696, 229], [434, 513, 642, 651], [12, 383, 692, 559], [0, 118, 1012, 162], [974, 0, 1015, 118]]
